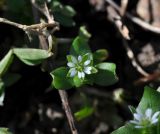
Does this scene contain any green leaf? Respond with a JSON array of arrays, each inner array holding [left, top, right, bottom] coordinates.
[[13, 48, 52, 66], [70, 26, 91, 56], [51, 1, 76, 27], [52, 1, 61, 9], [93, 49, 108, 63], [94, 63, 118, 86], [112, 87, 160, 134], [73, 76, 83, 87], [0, 80, 5, 96], [3, 73, 21, 87], [0, 128, 12, 134], [74, 106, 94, 121], [137, 86, 160, 113], [128, 105, 136, 114], [63, 5, 76, 17], [50, 67, 74, 90], [79, 26, 91, 39], [111, 125, 141, 134], [70, 37, 91, 56], [157, 116, 160, 134], [0, 49, 14, 77]]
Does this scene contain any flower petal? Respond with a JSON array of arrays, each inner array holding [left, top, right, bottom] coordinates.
[[69, 68, 77, 77], [78, 71, 82, 78], [135, 125, 143, 129], [152, 111, 160, 121], [71, 56, 78, 64], [78, 56, 82, 62], [67, 62, 75, 67], [134, 113, 142, 121], [84, 67, 92, 74], [136, 108, 142, 115], [84, 60, 91, 66], [130, 120, 139, 125], [151, 118, 158, 124], [145, 108, 152, 118], [81, 72, 85, 78]]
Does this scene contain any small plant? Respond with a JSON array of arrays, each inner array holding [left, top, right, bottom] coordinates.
[[50, 26, 118, 90], [112, 86, 160, 134], [130, 108, 160, 128]]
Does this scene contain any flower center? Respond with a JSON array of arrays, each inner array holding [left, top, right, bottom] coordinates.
[[140, 118, 151, 127], [75, 63, 83, 72]]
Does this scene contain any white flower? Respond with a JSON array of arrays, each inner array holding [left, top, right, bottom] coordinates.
[[67, 53, 97, 79], [130, 108, 160, 128]]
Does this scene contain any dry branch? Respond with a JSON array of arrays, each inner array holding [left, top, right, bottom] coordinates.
[[30, 1, 78, 134], [105, 0, 160, 34]]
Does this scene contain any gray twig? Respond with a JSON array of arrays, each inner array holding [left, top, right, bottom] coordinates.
[[0, 17, 58, 37], [105, 0, 160, 34]]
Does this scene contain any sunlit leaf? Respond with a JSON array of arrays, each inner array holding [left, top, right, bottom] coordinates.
[[137, 86, 160, 113], [63, 5, 76, 17], [79, 26, 91, 39], [0, 128, 12, 134], [0, 49, 14, 77], [93, 49, 108, 63], [111, 125, 141, 134], [13, 48, 52, 66], [74, 106, 94, 121], [112, 87, 160, 134]]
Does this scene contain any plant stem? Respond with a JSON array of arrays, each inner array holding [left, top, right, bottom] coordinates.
[[30, 1, 78, 134], [59, 90, 78, 134]]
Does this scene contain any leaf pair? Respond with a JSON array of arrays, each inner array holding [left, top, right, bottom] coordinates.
[[51, 1, 76, 27], [0, 48, 52, 77]]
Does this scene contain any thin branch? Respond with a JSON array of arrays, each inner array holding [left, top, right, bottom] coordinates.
[[59, 90, 78, 134], [30, 1, 78, 134], [0, 17, 58, 37], [0, 17, 25, 29], [106, 5, 149, 76], [122, 39, 149, 77], [105, 0, 160, 34], [120, 0, 128, 16], [31, 0, 54, 23]]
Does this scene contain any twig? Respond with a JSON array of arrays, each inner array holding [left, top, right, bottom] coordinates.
[[120, 0, 128, 16], [59, 90, 78, 134], [105, 0, 160, 34], [0, 17, 25, 29], [31, 0, 54, 23], [106, 4, 149, 76], [30, 1, 78, 134], [122, 39, 149, 77], [0, 17, 58, 36]]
